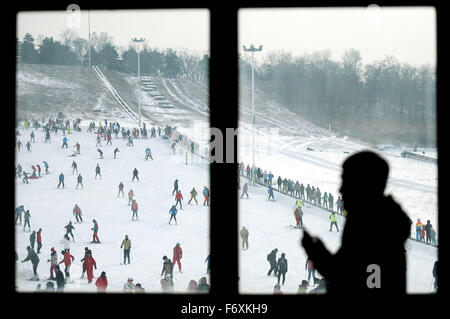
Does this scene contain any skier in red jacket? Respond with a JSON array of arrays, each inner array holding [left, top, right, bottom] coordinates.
[[95, 271, 108, 292], [91, 219, 100, 243], [59, 249, 75, 280], [131, 199, 139, 221], [36, 228, 42, 254], [175, 190, 183, 209], [83, 251, 97, 283], [173, 242, 183, 273]]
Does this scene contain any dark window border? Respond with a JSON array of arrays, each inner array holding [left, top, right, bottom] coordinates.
[[9, 1, 446, 313]]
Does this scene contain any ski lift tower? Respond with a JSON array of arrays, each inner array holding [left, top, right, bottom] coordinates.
[[132, 37, 145, 127], [243, 44, 262, 185]]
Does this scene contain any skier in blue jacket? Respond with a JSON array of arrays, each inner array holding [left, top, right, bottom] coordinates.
[[268, 185, 275, 201], [172, 179, 179, 195], [268, 172, 274, 185], [43, 161, 49, 174], [62, 136, 68, 148], [169, 205, 178, 225], [57, 173, 65, 188]]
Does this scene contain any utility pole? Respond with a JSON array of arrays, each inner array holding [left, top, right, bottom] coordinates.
[[132, 37, 145, 127], [242, 44, 262, 184], [88, 10, 91, 68]]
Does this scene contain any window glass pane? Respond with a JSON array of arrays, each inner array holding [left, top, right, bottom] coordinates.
[[16, 8, 210, 293], [238, 7, 437, 294]]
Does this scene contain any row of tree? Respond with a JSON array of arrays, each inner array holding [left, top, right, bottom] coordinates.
[[240, 49, 436, 130], [17, 30, 209, 80]]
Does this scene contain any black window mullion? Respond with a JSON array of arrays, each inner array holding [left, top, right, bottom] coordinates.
[[209, 5, 239, 296]]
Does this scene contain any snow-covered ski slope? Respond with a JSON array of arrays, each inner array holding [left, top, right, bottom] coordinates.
[[15, 127, 210, 292], [238, 81, 438, 232], [238, 180, 437, 294]]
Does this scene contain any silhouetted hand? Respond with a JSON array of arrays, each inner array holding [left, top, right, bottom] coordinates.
[[302, 229, 326, 258]]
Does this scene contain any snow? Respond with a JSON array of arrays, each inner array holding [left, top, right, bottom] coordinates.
[[17, 71, 79, 92], [15, 67, 437, 294], [15, 126, 210, 293], [238, 179, 437, 294]]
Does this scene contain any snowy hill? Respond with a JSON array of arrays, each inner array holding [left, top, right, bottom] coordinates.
[[238, 178, 437, 294], [16, 63, 437, 294], [238, 80, 438, 234], [15, 126, 210, 292], [16, 64, 138, 120]]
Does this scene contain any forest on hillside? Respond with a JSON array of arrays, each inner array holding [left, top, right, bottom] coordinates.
[[240, 49, 436, 145]]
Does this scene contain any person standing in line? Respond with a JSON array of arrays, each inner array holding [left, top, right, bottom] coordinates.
[[425, 220, 433, 244], [416, 219, 423, 241]]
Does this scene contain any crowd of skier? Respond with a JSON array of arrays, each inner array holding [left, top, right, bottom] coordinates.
[[238, 161, 438, 246], [15, 115, 438, 294], [238, 161, 438, 294], [15, 116, 211, 293]]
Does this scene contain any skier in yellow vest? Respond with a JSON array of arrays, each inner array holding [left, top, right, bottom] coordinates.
[[329, 212, 339, 232], [296, 198, 304, 208]]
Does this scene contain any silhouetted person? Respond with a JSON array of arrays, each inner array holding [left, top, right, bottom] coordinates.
[[302, 151, 410, 294]]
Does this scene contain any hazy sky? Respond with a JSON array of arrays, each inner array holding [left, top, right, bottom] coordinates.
[[239, 6, 436, 66], [17, 7, 436, 66], [17, 9, 209, 54]]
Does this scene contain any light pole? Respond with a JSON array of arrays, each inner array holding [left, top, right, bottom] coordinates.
[[88, 10, 91, 68], [132, 37, 145, 127], [243, 44, 262, 184]]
